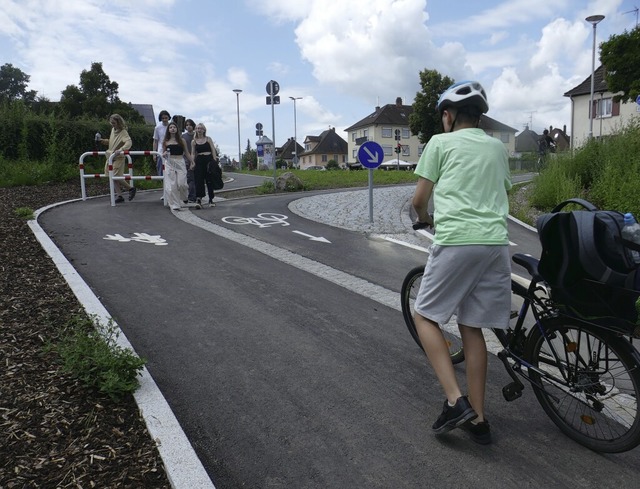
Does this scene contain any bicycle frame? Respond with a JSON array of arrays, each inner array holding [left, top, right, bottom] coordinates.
[[496, 254, 640, 402]]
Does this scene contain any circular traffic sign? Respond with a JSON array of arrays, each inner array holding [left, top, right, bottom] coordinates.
[[256, 123, 263, 130], [266, 80, 280, 96], [357, 141, 384, 169]]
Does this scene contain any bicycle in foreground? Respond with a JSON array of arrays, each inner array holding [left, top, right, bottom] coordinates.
[[401, 226, 640, 453]]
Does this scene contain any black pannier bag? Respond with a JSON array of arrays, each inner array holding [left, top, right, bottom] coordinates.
[[536, 198, 640, 337]]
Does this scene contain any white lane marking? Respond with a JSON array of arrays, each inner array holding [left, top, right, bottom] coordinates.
[[292, 230, 331, 243]]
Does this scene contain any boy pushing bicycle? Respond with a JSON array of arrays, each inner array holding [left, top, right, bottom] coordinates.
[[411, 81, 512, 444]]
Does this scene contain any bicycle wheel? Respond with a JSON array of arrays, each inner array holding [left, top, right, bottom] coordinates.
[[400, 265, 465, 364], [525, 319, 640, 452]]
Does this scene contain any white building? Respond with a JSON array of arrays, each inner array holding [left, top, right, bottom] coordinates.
[[564, 65, 640, 148]]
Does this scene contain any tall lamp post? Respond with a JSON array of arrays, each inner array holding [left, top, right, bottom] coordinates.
[[233, 89, 243, 169], [289, 96, 302, 168], [586, 14, 605, 140]]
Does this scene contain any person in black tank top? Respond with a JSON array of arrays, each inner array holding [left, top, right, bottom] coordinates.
[[192, 123, 221, 208]]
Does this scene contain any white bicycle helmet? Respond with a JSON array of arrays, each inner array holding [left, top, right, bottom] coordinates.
[[436, 80, 489, 115]]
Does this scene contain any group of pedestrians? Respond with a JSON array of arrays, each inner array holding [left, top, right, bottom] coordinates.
[[102, 110, 222, 210], [152, 110, 223, 211]]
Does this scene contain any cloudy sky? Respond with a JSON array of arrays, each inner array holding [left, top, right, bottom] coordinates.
[[0, 0, 637, 159]]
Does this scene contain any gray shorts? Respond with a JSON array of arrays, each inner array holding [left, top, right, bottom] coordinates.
[[414, 244, 511, 329]]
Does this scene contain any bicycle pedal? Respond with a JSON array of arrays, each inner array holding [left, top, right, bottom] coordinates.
[[502, 382, 523, 402]]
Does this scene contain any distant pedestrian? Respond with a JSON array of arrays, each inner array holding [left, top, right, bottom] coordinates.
[[192, 123, 220, 209], [153, 110, 171, 176], [182, 118, 197, 203], [162, 121, 194, 211], [101, 114, 136, 204]]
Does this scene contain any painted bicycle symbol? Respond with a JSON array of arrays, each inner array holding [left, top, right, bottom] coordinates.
[[221, 213, 290, 228]]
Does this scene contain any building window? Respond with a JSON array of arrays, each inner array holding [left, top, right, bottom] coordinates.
[[418, 145, 425, 156], [500, 133, 510, 143], [305, 143, 311, 151], [382, 145, 392, 156], [352, 132, 356, 141], [363, 128, 369, 138], [382, 127, 392, 138], [352, 148, 358, 159], [342, 155, 346, 163], [402, 128, 410, 139], [597, 98, 613, 118], [322, 154, 328, 162]]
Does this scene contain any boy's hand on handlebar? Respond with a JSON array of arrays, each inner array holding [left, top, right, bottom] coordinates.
[[412, 214, 434, 230]]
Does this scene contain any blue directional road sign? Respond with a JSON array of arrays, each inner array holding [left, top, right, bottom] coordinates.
[[357, 141, 384, 169]]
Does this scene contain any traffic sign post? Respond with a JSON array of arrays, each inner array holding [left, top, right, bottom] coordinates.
[[395, 129, 401, 170], [266, 80, 280, 185], [357, 141, 384, 223]]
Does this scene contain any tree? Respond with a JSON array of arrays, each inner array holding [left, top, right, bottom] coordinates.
[[0, 63, 37, 103], [59, 62, 144, 123], [600, 26, 640, 103], [408, 69, 454, 144], [242, 138, 257, 169]]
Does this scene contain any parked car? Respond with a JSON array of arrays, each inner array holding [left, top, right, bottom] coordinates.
[[304, 165, 326, 171]]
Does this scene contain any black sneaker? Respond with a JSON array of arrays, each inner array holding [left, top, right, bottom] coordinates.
[[462, 420, 492, 445], [432, 396, 477, 434], [128, 187, 137, 201], [115, 195, 125, 203], [195, 198, 202, 210]]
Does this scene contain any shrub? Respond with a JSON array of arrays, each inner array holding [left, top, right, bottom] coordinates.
[[56, 315, 146, 401], [14, 207, 34, 219], [326, 159, 340, 171]]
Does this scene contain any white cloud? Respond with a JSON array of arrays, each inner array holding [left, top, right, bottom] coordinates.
[[530, 18, 589, 71], [290, 0, 472, 105]]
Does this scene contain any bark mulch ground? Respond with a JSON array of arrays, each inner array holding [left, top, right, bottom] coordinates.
[[0, 182, 171, 488]]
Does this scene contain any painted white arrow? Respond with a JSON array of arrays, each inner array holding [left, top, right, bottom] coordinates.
[[363, 146, 379, 163], [292, 230, 331, 243]]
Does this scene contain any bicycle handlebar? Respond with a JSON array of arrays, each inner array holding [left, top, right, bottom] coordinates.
[[412, 214, 434, 231]]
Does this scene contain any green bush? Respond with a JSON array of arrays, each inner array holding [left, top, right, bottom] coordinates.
[[0, 100, 154, 186], [530, 154, 584, 209], [530, 120, 640, 215], [56, 315, 146, 401], [326, 159, 340, 170]]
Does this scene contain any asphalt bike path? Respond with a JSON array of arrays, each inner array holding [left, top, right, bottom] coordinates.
[[35, 182, 638, 488]]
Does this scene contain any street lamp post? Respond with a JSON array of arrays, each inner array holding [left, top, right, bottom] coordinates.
[[586, 14, 605, 140], [289, 96, 302, 168], [233, 89, 242, 169]]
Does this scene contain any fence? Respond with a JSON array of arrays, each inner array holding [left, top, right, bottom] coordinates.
[[79, 150, 164, 206]]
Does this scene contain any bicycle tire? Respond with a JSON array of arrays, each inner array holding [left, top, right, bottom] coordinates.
[[400, 265, 465, 364], [525, 319, 640, 453]]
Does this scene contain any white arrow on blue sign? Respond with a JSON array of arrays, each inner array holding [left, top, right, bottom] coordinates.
[[357, 141, 384, 169]]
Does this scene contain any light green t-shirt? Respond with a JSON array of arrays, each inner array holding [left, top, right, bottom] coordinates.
[[414, 128, 511, 246]]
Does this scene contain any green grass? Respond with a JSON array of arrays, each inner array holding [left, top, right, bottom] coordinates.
[[242, 168, 419, 192], [14, 207, 35, 219]]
